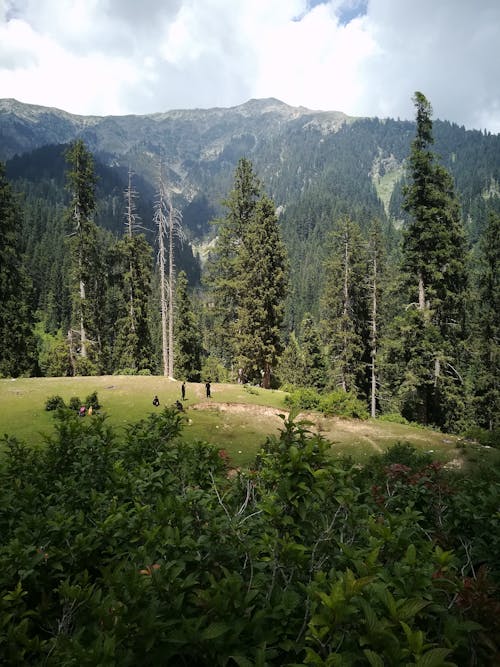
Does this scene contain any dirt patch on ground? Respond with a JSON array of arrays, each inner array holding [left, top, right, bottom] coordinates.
[[187, 403, 459, 457], [191, 401, 289, 425]]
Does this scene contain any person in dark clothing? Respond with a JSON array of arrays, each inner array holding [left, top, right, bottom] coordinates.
[[181, 382, 186, 400], [175, 399, 184, 411], [152, 395, 160, 406], [205, 381, 211, 398]]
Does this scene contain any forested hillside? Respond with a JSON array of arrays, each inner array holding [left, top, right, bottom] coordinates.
[[0, 95, 498, 435]]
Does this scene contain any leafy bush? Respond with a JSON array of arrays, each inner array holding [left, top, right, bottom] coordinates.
[[0, 412, 498, 664], [319, 389, 369, 419], [44, 395, 66, 411], [68, 396, 81, 411], [463, 426, 500, 448], [284, 387, 321, 410], [137, 368, 151, 376], [377, 412, 410, 425], [84, 391, 101, 410], [379, 442, 433, 467], [200, 355, 231, 382], [73, 356, 99, 376]]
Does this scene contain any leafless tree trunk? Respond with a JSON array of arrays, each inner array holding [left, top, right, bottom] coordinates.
[[167, 192, 175, 379], [154, 163, 184, 379], [124, 167, 140, 334], [154, 164, 169, 377], [370, 251, 377, 418], [418, 272, 426, 311], [79, 276, 87, 358]]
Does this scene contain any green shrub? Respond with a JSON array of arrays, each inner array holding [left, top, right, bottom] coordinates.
[[377, 412, 410, 425], [73, 357, 99, 376], [85, 391, 101, 410], [137, 368, 152, 376], [379, 441, 433, 467], [463, 426, 500, 448], [319, 390, 369, 419], [200, 355, 230, 382], [68, 396, 81, 411], [44, 395, 66, 411], [284, 387, 321, 410]]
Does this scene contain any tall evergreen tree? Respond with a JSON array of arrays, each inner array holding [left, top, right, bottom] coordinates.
[[113, 235, 153, 372], [470, 210, 500, 430], [174, 270, 203, 381], [0, 163, 36, 376], [65, 140, 101, 374], [207, 158, 260, 369], [321, 217, 369, 395], [385, 92, 468, 429], [235, 193, 288, 387], [276, 331, 304, 387], [208, 159, 288, 387], [367, 219, 386, 417], [300, 314, 327, 389], [112, 170, 153, 372]]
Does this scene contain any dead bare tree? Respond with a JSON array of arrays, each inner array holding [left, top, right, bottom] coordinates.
[[153, 163, 169, 377], [165, 188, 184, 378], [153, 162, 184, 378]]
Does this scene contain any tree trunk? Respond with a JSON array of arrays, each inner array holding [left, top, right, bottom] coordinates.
[[262, 362, 271, 389], [79, 277, 87, 358], [155, 166, 169, 377], [418, 272, 425, 311], [168, 200, 175, 379], [370, 254, 377, 418]]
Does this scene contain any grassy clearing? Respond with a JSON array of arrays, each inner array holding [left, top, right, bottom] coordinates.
[[0, 376, 470, 467]]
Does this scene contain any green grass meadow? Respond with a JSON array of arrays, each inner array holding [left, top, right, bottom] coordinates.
[[0, 376, 472, 467]]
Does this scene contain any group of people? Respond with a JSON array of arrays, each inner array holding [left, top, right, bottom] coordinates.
[[152, 380, 212, 409]]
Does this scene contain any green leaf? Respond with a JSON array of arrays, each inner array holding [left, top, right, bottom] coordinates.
[[228, 656, 254, 667], [415, 647, 454, 667], [398, 598, 430, 621], [201, 621, 229, 640], [364, 649, 385, 667]]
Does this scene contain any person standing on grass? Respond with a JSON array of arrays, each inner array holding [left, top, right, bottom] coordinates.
[[181, 382, 186, 400], [205, 381, 211, 398]]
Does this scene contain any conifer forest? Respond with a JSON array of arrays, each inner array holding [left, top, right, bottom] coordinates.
[[1, 92, 498, 434], [0, 93, 499, 664]]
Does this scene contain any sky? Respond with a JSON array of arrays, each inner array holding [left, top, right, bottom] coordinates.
[[0, 0, 499, 132]]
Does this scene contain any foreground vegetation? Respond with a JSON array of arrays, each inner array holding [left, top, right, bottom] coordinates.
[[1, 408, 499, 665]]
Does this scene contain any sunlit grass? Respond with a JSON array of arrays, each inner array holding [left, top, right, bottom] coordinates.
[[0, 376, 470, 468]]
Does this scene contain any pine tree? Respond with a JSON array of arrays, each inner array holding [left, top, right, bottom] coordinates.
[[207, 158, 261, 369], [174, 270, 203, 381], [470, 210, 500, 430], [276, 331, 304, 387], [0, 163, 36, 376], [208, 159, 288, 387], [386, 92, 468, 429], [367, 219, 386, 417], [235, 193, 288, 387], [112, 170, 153, 372], [321, 217, 369, 395], [65, 140, 101, 374], [300, 314, 327, 389], [402, 92, 468, 337]]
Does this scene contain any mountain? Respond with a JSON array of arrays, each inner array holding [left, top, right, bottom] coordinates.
[[1, 97, 499, 322]]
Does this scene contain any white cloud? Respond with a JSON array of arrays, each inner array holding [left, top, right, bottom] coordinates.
[[0, 0, 498, 131]]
